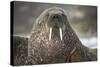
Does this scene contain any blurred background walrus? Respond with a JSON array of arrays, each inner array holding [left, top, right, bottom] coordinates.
[[11, 1, 97, 66]]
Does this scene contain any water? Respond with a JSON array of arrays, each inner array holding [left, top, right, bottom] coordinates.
[[80, 37, 97, 49]]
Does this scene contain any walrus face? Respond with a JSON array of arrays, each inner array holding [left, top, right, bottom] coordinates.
[[35, 7, 69, 41], [46, 8, 67, 40]]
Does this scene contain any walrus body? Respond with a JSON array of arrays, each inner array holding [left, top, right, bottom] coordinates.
[[28, 7, 96, 64]]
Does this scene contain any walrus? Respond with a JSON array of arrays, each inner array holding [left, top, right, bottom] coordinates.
[[27, 7, 97, 64]]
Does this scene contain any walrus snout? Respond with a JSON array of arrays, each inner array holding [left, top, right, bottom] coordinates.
[[48, 14, 63, 28], [48, 11, 64, 41], [48, 14, 63, 41]]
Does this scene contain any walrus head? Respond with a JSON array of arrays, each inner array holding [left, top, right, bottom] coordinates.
[[34, 7, 70, 41]]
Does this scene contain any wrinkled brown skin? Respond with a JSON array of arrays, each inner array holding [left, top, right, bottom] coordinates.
[[13, 7, 97, 66], [28, 7, 97, 65]]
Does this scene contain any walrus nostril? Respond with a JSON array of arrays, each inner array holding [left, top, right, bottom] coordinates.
[[52, 15, 60, 19]]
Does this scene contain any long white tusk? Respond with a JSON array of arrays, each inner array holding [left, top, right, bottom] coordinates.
[[49, 27, 52, 40], [59, 28, 62, 40]]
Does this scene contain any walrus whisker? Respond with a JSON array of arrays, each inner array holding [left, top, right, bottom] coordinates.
[[59, 28, 62, 40], [49, 27, 52, 40]]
